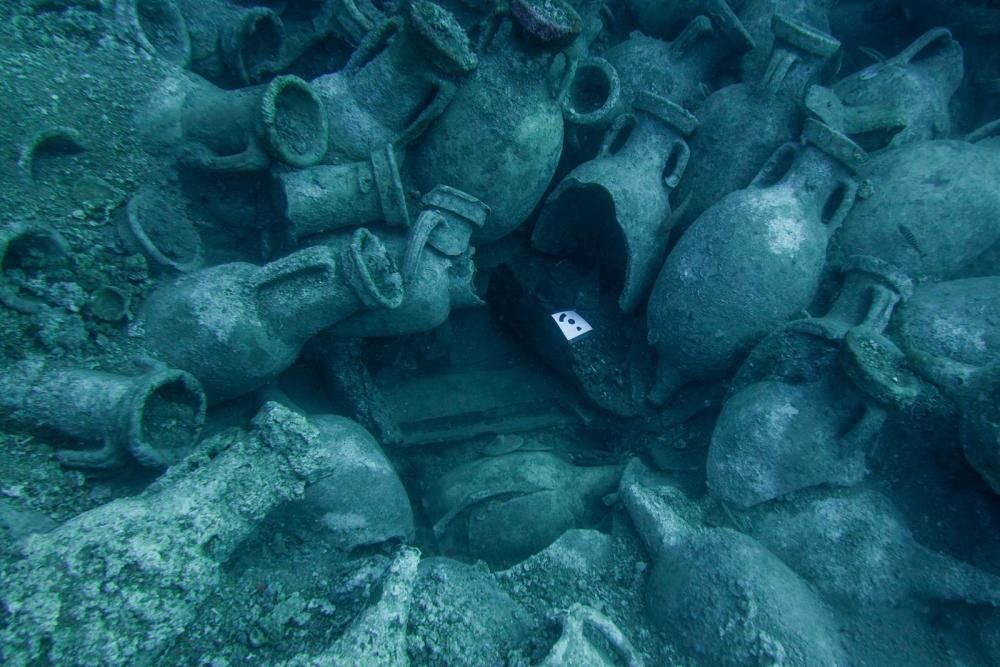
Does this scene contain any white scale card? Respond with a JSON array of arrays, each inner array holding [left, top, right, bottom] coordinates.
[[550, 310, 593, 342]]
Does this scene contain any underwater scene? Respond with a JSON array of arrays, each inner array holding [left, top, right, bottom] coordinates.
[[3, 0, 1000, 664]]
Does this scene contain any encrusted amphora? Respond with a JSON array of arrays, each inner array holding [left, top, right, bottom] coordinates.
[[647, 119, 865, 404], [830, 125, 1000, 281], [408, 0, 594, 244], [311, 0, 478, 161], [531, 91, 697, 314], [674, 14, 841, 236], [139, 228, 404, 402], [707, 255, 911, 508]]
